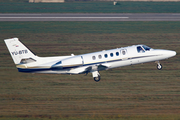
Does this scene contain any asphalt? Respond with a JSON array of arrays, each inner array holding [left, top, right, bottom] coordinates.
[[0, 13, 180, 21]]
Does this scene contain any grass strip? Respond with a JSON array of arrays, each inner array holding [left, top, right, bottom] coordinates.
[[0, 1, 180, 13]]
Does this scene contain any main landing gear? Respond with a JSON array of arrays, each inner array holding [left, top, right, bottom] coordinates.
[[156, 61, 162, 70], [94, 75, 101, 82], [92, 71, 101, 82]]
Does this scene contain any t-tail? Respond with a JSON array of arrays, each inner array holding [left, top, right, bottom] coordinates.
[[4, 38, 37, 66]]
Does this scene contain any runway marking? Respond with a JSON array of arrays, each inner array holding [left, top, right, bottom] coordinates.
[[172, 14, 180, 15], [0, 14, 42, 16], [0, 17, 129, 19]]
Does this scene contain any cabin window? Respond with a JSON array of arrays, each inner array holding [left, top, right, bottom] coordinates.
[[116, 52, 119, 56], [121, 50, 126, 55], [110, 53, 113, 57], [98, 55, 102, 59], [137, 46, 145, 53], [92, 56, 96, 60], [104, 54, 108, 58]]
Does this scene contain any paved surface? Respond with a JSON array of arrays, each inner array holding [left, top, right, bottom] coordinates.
[[0, 13, 180, 21]]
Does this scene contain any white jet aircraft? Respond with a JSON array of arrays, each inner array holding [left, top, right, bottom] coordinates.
[[4, 38, 176, 82]]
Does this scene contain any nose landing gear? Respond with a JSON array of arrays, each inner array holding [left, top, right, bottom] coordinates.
[[156, 61, 162, 70]]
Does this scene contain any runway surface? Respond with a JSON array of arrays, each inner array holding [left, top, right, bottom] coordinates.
[[0, 13, 180, 21]]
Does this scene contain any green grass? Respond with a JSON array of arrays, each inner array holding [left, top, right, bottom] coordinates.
[[0, 22, 180, 120], [1, 22, 180, 34], [1, 1, 180, 13], [1, 115, 180, 120]]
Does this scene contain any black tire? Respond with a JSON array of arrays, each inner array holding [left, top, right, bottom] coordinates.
[[157, 64, 162, 70], [94, 76, 100, 82]]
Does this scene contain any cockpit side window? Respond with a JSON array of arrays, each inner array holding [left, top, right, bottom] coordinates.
[[142, 45, 151, 51], [137, 46, 145, 53]]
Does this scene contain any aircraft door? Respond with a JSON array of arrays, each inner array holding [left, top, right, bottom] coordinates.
[[81, 56, 84, 65], [120, 49, 132, 66], [120, 49, 128, 59]]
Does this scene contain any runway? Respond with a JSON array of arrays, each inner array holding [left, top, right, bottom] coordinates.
[[0, 13, 180, 21]]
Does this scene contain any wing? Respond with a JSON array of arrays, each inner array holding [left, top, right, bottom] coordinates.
[[97, 64, 109, 71], [80, 64, 110, 74]]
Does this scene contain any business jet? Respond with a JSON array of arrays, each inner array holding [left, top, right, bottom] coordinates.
[[4, 38, 176, 82]]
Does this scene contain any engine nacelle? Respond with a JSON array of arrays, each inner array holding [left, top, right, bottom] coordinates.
[[52, 56, 83, 68]]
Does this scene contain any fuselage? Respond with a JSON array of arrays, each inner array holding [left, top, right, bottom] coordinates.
[[17, 45, 176, 74]]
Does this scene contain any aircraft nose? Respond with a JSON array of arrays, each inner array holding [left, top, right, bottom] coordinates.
[[172, 51, 176, 56], [165, 50, 176, 58]]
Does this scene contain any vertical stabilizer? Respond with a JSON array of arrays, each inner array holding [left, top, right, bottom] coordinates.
[[4, 38, 36, 64]]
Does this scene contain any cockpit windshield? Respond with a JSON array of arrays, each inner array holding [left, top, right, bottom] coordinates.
[[137, 45, 152, 53], [142, 45, 151, 51]]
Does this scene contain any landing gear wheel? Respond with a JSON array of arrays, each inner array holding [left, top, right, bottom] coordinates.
[[157, 63, 162, 70], [94, 75, 101, 82]]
